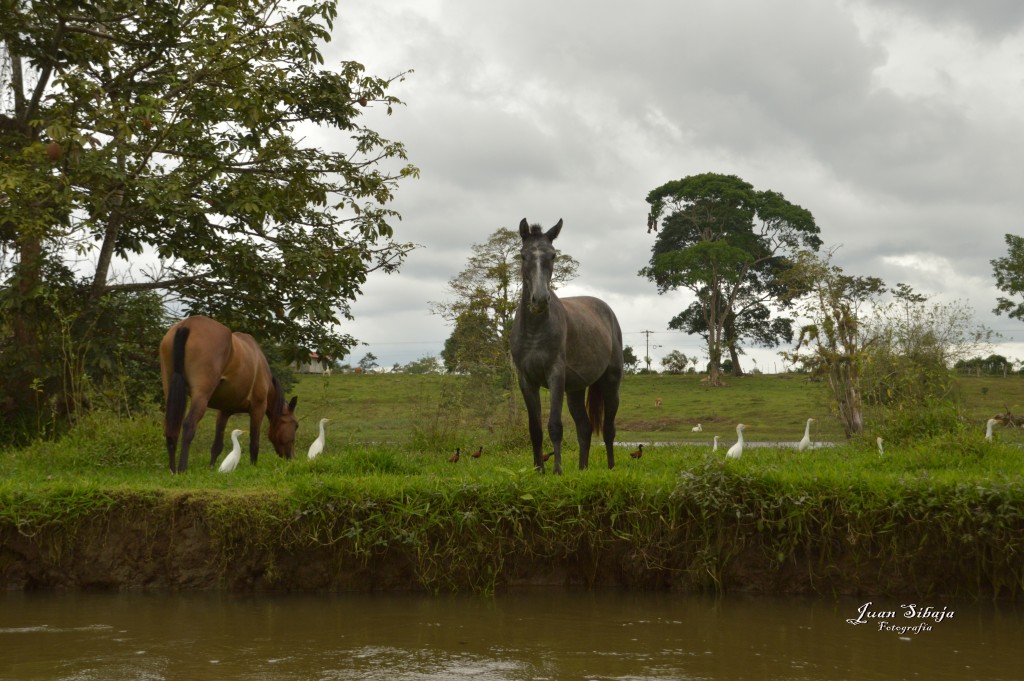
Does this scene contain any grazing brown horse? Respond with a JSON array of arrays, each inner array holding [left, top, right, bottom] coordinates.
[[510, 218, 624, 474], [159, 315, 299, 473]]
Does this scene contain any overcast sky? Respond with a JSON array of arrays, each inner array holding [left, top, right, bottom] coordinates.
[[323, 0, 1024, 372]]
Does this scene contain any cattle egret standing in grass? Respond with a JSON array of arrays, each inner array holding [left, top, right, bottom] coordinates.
[[797, 418, 816, 451], [712, 435, 720, 452], [218, 429, 247, 472], [692, 423, 702, 432], [985, 418, 1000, 442], [876, 437, 884, 456], [726, 424, 746, 459], [307, 418, 330, 459]]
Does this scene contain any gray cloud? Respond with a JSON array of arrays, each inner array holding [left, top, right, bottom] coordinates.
[[327, 1, 1024, 367]]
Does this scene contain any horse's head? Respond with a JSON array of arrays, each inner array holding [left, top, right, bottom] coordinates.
[[519, 218, 563, 314], [269, 382, 299, 459]]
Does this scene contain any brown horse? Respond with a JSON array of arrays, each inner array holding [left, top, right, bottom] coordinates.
[[159, 315, 299, 473]]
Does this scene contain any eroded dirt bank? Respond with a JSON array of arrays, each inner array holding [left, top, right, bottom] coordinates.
[[2, 486, 1021, 598]]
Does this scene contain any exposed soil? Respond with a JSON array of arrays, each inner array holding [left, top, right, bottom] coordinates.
[[2, 490, 1017, 599]]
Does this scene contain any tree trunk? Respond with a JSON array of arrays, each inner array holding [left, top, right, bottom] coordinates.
[[831, 361, 864, 438], [728, 343, 743, 377]]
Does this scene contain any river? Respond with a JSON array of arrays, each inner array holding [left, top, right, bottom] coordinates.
[[1, 590, 1020, 680]]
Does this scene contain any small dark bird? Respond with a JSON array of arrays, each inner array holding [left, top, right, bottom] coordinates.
[[542, 450, 554, 462], [470, 446, 483, 458], [629, 444, 644, 459], [448, 447, 460, 463]]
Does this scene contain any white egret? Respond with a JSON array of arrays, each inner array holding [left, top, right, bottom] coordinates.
[[876, 436, 884, 456], [797, 418, 816, 452], [307, 418, 331, 459], [726, 424, 746, 459], [985, 418, 1000, 442], [218, 429, 247, 473], [691, 423, 702, 432], [712, 435, 720, 452]]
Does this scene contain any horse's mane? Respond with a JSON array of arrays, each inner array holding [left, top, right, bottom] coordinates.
[[528, 224, 543, 235], [269, 374, 286, 419]]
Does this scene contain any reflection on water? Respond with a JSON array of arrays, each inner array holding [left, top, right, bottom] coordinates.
[[1, 590, 1021, 680]]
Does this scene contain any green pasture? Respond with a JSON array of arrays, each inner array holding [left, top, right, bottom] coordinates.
[[2, 372, 1023, 487], [293, 371, 1024, 449]]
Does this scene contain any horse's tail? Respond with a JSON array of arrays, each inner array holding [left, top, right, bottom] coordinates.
[[165, 326, 190, 437], [587, 382, 605, 438]]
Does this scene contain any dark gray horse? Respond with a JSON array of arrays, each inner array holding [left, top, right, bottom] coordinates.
[[510, 218, 624, 473]]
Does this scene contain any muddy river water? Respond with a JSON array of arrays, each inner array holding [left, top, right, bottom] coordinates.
[[1, 590, 1020, 680]]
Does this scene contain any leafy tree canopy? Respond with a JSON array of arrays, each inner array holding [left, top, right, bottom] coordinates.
[[0, 0, 417, 425], [641, 172, 821, 384], [992, 233, 1024, 321]]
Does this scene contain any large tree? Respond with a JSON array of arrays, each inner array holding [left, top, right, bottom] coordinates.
[[784, 253, 991, 439], [0, 0, 417, 425], [779, 251, 885, 437], [640, 173, 820, 386]]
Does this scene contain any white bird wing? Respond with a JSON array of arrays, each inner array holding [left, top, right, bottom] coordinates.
[[218, 450, 239, 472]]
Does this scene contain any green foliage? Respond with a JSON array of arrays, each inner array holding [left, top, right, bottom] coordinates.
[[781, 251, 887, 437], [401, 355, 443, 374], [861, 287, 992, 413], [622, 345, 640, 373], [0, 0, 417, 433], [956, 354, 1014, 376], [660, 349, 691, 374], [992, 233, 1024, 320], [641, 173, 821, 386]]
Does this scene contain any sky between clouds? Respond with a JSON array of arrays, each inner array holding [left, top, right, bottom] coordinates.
[[322, 0, 1024, 371]]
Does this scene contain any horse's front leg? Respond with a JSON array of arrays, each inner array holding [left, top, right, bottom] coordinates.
[[248, 411, 263, 464], [210, 411, 230, 469], [518, 378, 546, 472], [566, 390, 592, 470], [546, 377, 566, 476]]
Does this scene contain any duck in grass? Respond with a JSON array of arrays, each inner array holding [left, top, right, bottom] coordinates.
[[448, 447, 460, 463]]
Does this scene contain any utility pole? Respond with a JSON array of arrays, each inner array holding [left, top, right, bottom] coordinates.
[[640, 330, 660, 372]]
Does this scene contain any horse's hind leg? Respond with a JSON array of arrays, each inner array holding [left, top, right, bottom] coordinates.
[[177, 397, 210, 473], [566, 390, 592, 470], [210, 411, 230, 468], [602, 378, 621, 469]]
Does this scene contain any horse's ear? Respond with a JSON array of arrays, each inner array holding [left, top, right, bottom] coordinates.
[[288, 396, 298, 413], [546, 218, 563, 242], [519, 218, 530, 239]]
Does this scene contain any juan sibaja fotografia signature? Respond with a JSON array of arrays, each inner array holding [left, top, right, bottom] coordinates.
[[846, 601, 955, 635]]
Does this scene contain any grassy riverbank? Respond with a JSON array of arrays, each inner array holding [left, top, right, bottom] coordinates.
[[1, 373, 1023, 597]]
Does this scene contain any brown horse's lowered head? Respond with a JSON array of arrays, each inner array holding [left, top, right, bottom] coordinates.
[[268, 376, 299, 459]]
